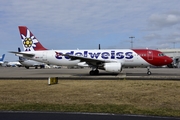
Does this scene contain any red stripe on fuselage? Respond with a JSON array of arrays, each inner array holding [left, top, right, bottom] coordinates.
[[132, 49, 172, 66]]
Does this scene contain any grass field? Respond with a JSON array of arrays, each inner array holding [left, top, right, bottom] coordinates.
[[0, 80, 180, 117]]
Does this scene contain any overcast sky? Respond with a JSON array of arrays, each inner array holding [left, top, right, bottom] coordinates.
[[1, 0, 180, 61]]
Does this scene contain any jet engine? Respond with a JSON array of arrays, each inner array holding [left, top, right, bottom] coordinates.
[[104, 62, 122, 73]]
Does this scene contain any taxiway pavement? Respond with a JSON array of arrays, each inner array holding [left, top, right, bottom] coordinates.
[[1, 111, 179, 120], [0, 67, 180, 80]]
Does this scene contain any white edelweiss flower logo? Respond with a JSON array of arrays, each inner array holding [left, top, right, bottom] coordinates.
[[21, 29, 38, 51]]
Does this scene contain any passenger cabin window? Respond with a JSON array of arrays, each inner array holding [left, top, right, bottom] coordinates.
[[138, 54, 146, 56]]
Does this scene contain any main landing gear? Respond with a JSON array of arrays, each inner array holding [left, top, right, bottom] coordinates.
[[89, 69, 99, 75], [147, 66, 151, 75]]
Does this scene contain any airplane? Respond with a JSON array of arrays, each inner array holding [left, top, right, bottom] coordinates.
[[10, 26, 173, 75], [18, 47, 46, 69], [0, 54, 5, 65], [6, 61, 22, 67]]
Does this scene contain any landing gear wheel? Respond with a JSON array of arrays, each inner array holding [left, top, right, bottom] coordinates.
[[89, 70, 94, 75], [35, 66, 38, 69], [89, 70, 99, 75], [94, 69, 99, 75], [147, 71, 151, 75], [25, 66, 29, 69], [146, 66, 151, 75]]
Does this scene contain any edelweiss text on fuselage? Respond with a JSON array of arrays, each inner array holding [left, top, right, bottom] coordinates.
[[55, 51, 134, 59]]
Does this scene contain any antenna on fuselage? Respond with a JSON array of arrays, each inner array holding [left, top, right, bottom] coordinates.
[[99, 44, 101, 50]]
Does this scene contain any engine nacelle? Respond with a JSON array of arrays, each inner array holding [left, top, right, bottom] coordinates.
[[104, 62, 122, 73]]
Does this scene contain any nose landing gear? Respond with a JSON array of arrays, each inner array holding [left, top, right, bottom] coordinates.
[[147, 66, 151, 75]]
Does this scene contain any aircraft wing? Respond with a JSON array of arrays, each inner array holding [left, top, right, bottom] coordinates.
[[63, 53, 112, 66], [9, 51, 35, 58]]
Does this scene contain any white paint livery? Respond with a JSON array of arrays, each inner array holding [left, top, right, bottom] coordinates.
[[9, 26, 173, 75]]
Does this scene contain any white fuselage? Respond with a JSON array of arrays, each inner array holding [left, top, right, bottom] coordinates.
[[23, 49, 150, 67]]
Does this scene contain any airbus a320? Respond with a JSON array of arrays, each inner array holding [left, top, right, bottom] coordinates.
[[10, 26, 172, 75]]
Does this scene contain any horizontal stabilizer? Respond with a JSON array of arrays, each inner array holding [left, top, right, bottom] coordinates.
[[9, 51, 35, 58]]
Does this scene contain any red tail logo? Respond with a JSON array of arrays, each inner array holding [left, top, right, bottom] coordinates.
[[18, 26, 47, 51]]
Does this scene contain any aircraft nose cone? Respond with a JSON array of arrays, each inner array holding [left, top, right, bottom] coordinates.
[[165, 57, 173, 64]]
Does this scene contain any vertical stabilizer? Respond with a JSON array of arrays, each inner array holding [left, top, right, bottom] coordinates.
[[0, 54, 5, 61], [18, 26, 47, 51], [18, 47, 26, 61]]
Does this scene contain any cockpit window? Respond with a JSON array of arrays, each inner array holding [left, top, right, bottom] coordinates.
[[158, 53, 165, 56]]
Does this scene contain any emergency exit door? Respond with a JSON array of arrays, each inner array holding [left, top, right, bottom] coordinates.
[[147, 50, 153, 60]]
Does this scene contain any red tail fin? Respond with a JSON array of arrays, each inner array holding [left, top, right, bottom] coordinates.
[[18, 26, 47, 51]]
